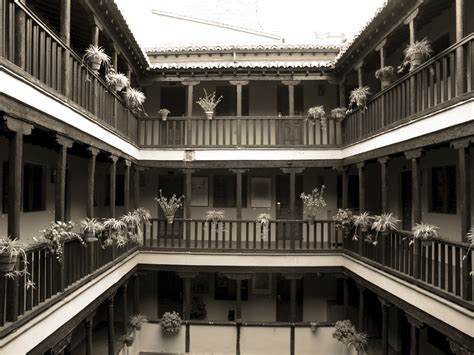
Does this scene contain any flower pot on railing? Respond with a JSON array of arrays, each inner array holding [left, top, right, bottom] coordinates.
[[89, 58, 101, 72], [381, 78, 391, 88], [0, 253, 17, 272], [205, 111, 214, 120], [111, 83, 125, 92], [410, 52, 424, 69], [166, 215, 175, 225]]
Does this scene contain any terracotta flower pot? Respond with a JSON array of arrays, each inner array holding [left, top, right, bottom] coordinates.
[[381, 78, 391, 89], [166, 215, 175, 225], [0, 253, 17, 272], [161, 112, 169, 121], [89, 58, 101, 71], [85, 230, 98, 243], [205, 111, 214, 120], [112, 83, 124, 92], [410, 53, 424, 69], [421, 239, 432, 247]]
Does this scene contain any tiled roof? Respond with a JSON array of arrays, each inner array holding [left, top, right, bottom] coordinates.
[[150, 60, 334, 70]]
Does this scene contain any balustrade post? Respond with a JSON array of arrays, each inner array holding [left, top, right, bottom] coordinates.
[[124, 160, 131, 212], [406, 314, 424, 355], [455, 0, 465, 95], [109, 155, 118, 217], [379, 297, 391, 355], [107, 295, 116, 355], [177, 272, 198, 353], [60, 0, 71, 98]]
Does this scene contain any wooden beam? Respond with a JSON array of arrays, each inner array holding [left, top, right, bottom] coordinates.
[[379, 297, 391, 355], [124, 160, 131, 211], [87, 148, 99, 218], [107, 296, 115, 355], [121, 283, 128, 335], [55, 135, 73, 222], [378, 157, 390, 212], [109, 155, 118, 217], [357, 162, 365, 212]]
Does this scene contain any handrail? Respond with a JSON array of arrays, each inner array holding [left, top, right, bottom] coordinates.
[[149, 218, 336, 223], [141, 115, 316, 121]]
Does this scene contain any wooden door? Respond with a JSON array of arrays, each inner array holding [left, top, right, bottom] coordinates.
[[276, 174, 303, 240], [157, 271, 183, 317], [401, 171, 412, 230], [276, 275, 303, 322]]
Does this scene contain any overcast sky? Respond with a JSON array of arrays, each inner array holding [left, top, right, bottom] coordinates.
[[115, 0, 386, 48]]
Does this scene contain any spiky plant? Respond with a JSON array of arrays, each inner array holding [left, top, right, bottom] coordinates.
[[398, 38, 433, 72], [105, 71, 129, 91], [462, 227, 474, 261], [346, 331, 368, 354], [352, 212, 372, 241], [331, 107, 347, 121], [83, 45, 110, 72], [206, 210, 225, 225], [256, 213, 271, 237], [371, 213, 400, 246], [307, 106, 326, 128], [196, 89, 223, 112], [103, 218, 128, 248], [411, 222, 439, 245], [375, 66, 395, 80], [124, 87, 146, 114], [347, 86, 371, 112], [129, 314, 148, 329], [0, 237, 35, 289], [80, 218, 104, 237]]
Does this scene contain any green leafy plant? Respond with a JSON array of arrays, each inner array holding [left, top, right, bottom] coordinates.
[[129, 314, 148, 330], [256, 213, 271, 237], [375, 66, 395, 80], [105, 70, 129, 92], [370, 213, 400, 246], [332, 320, 356, 344], [83, 45, 110, 72], [124, 87, 146, 114], [347, 86, 371, 113], [333, 209, 354, 238], [300, 185, 326, 220], [411, 222, 439, 245], [196, 89, 222, 116], [155, 190, 184, 224], [102, 218, 128, 248], [160, 311, 182, 333], [121, 212, 142, 244], [352, 212, 372, 241], [398, 38, 433, 72], [206, 210, 225, 225], [158, 108, 170, 120], [35, 221, 85, 262], [307, 106, 326, 129], [80, 218, 104, 241], [346, 331, 368, 355], [0, 237, 35, 289], [331, 107, 346, 121]]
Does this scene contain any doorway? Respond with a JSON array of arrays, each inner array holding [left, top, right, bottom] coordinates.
[[276, 274, 303, 322]]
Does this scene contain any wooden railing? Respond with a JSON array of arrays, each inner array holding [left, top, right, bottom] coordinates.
[[138, 116, 341, 147], [343, 34, 474, 144], [142, 218, 342, 251], [0, 238, 136, 334], [0, 0, 139, 143]]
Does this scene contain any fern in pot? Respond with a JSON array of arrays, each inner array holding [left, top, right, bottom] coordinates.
[[411, 222, 439, 246], [124, 87, 146, 115], [105, 70, 129, 92], [370, 213, 400, 246], [102, 218, 128, 248], [333, 208, 354, 238], [256, 213, 271, 239], [0, 237, 35, 289], [347, 86, 371, 113], [399, 38, 433, 72], [129, 314, 148, 331], [80, 217, 104, 242], [352, 212, 372, 242], [121, 212, 142, 244], [83, 45, 110, 73], [300, 185, 326, 222], [307, 106, 326, 129], [331, 107, 346, 122], [196, 89, 222, 120], [375, 66, 395, 88], [155, 190, 184, 225]]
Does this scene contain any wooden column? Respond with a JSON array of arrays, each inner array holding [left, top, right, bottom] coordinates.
[[405, 149, 423, 226], [343, 276, 349, 318], [111, 44, 119, 70], [182, 81, 200, 145], [376, 39, 387, 128], [224, 273, 253, 321], [5, 117, 33, 240], [177, 272, 198, 353], [124, 160, 131, 211], [87, 148, 99, 218], [357, 285, 365, 331], [404, 9, 418, 114], [121, 283, 128, 335], [282, 80, 300, 117], [85, 315, 94, 355], [133, 273, 140, 314], [283, 273, 302, 355], [282, 168, 303, 249], [107, 295, 115, 355], [231, 169, 247, 249], [55, 135, 73, 222], [230, 81, 249, 117], [451, 139, 471, 239], [357, 162, 365, 212], [109, 155, 118, 217], [14, 0, 26, 69], [60, 0, 71, 97], [379, 297, 391, 355], [342, 167, 349, 209], [378, 157, 390, 212], [406, 315, 423, 355], [455, 0, 465, 95], [133, 165, 141, 209], [355, 61, 364, 87], [183, 169, 194, 248]]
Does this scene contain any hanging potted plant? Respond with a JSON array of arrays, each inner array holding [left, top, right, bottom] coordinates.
[[124, 87, 146, 115], [0, 237, 35, 289], [158, 108, 170, 121], [375, 66, 395, 88], [83, 45, 110, 73], [306, 106, 327, 129], [352, 212, 372, 242], [102, 218, 128, 248], [300, 185, 326, 222], [206, 210, 225, 229], [398, 38, 433, 72], [256, 213, 271, 238], [196, 89, 223, 120], [121, 212, 142, 244], [332, 320, 356, 344], [160, 311, 182, 333], [123, 335, 134, 347], [411, 222, 439, 246], [347, 86, 371, 113], [371, 213, 400, 246], [346, 331, 368, 355], [129, 314, 148, 331], [331, 107, 346, 122], [133, 207, 151, 238], [155, 190, 185, 225], [333, 209, 354, 238], [105, 70, 129, 92], [80, 217, 104, 242]]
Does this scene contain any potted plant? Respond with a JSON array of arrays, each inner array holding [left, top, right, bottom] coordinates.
[[105, 70, 129, 92], [35, 221, 86, 262], [133, 207, 151, 238], [300, 185, 326, 222], [307, 106, 326, 129], [411, 222, 439, 246], [206, 210, 225, 227], [80, 218, 104, 242], [331, 107, 346, 121], [102, 218, 128, 248], [347, 86, 371, 113], [83, 45, 110, 73], [463, 227, 474, 261], [196, 89, 222, 120], [352, 212, 372, 241], [399, 38, 433, 72], [160, 311, 182, 333], [155, 190, 184, 225], [158, 108, 170, 121], [375, 66, 395, 88], [124, 87, 146, 114], [256, 213, 271, 238], [346, 331, 368, 355], [333, 209, 354, 238], [332, 320, 356, 344], [0, 237, 35, 289], [129, 314, 148, 330], [121, 212, 141, 244], [371, 213, 400, 246], [123, 335, 134, 347]]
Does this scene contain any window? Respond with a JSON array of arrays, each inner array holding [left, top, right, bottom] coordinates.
[[160, 86, 186, 117], [215, 86, 249, 116], [105, 174, 125, 206], [23, 164, 45, 212], [212, 175, 247, 208], [430, 166, 456, 214], [277, 84, 304, 116]]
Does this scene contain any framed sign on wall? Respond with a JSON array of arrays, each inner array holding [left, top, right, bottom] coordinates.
[[251, 177, 272, 208]]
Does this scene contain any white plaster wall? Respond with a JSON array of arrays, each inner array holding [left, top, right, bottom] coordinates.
[[302, 274, 338, 322], [136, 323, 185, 354], [295, 326, 356, 355], [240, 326, 290, 355]]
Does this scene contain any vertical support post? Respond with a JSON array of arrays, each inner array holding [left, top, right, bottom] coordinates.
[[133, 165, 141, 209], [60, 0, 71, 97], [378, 157, 390, 212], [182, 81, 199, 146], [230, 81, 248, 146], [87, 148, 99, 218], [15, 0, 26, 69], [379, 297, 391, 355], [184, 169, 194, 248], [342, 167, 349, 209], [109, 155, 118, 217], [343, 276, 349, 318], [357, 285, 365, 331], [177, 272, 197, 353], [404, 9, 418, 113], [455, 0, 465, 95], [124, 160, 131, 212], [236, 83, 243, 117], [107, 295, 115, 355], [288, 84, 295, 116], [231, 169, 246, 249], [357, 162, 365, 212], [236, 279, 242, 320], [55, 136, 73, 222], [111, 44, 119, 70], [133, 273, 140, 314], [406, 315, 423, 355], [121, 283, 128, 336], [85, 316, 93, 355]]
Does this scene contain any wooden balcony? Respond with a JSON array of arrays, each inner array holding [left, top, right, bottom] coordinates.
[[0, 0, 139, 143], [139, 116, 341, 147]]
